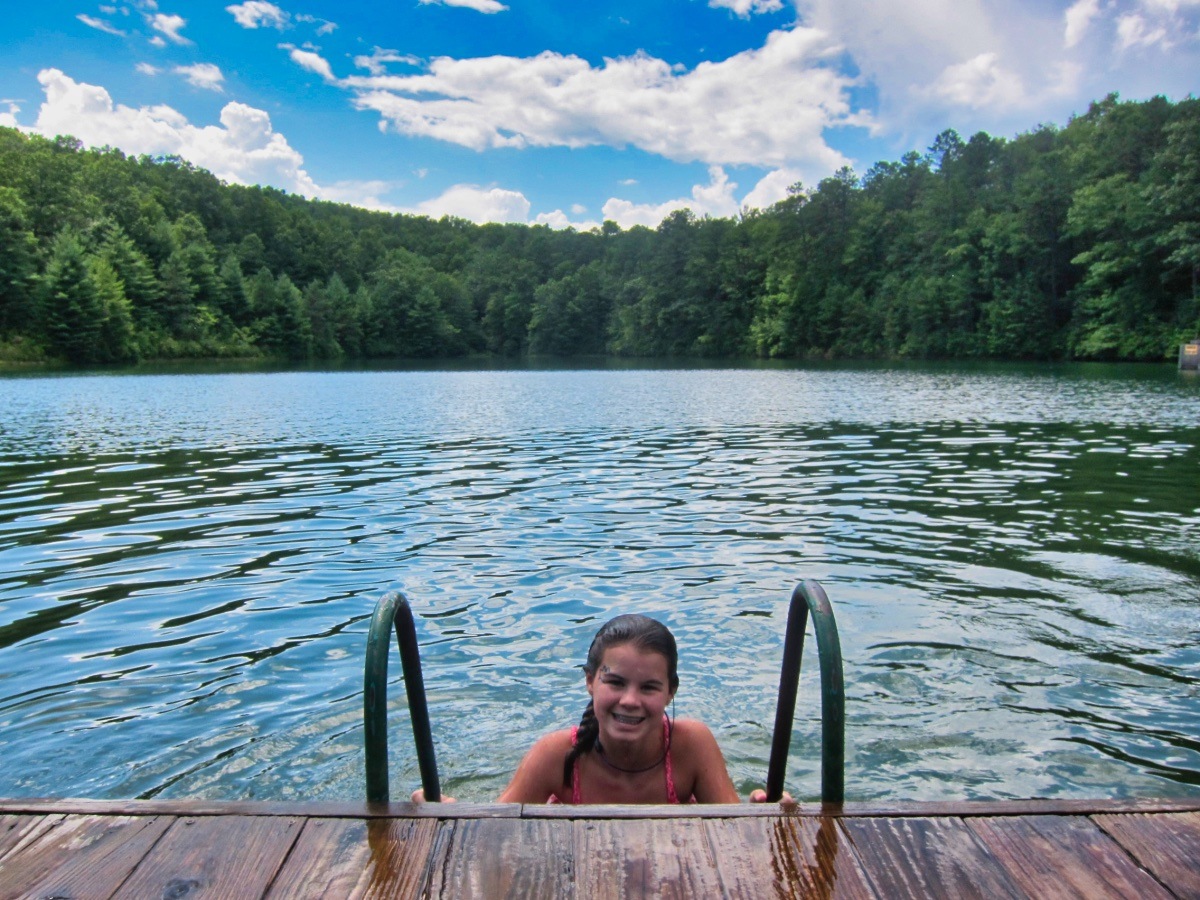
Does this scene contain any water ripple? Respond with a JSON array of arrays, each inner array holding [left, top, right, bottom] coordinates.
[[0, 366, 1197, 802]]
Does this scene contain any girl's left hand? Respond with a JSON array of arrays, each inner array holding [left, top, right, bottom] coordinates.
[[749, 789, 794, 803], [410, 788, 457, 803]]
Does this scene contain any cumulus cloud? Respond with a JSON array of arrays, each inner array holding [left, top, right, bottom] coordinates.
[[136, 62, 161, 76], [413, 184, 530, 222], [0, 102, 21, 129], [1064, 0, 1101, 48], [226, 1, 289, 29], [927, 52, 1026, 109], [148, 13, 190, 45], [30, 68, 323, 198], [533, 208, 601, 230], [788, 0, 1135, 145], [174, 63, 225, 91], [78, 14, 125, 35], [601, 166, 740, 228], [345, 28, 859, 170], [741, 167, 805, 209], [1139, 0, 1200, 12], [418, 0, 509, 12], [709, 0, 785, 16], [1115, 13, 1171, 47], [226, 3, 335, 34]]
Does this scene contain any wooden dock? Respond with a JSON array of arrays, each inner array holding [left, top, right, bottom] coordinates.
[[1, 796, 1198, 898]]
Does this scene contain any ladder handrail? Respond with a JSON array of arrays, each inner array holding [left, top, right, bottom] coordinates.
[[363, 590, 441, 803], [766, 580, 845, 804]]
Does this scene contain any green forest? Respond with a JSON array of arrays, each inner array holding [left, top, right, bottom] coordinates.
[[1, 92, 1197, 367]]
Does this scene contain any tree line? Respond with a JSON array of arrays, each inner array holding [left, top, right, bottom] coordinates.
[[1, 92, 1197, 366]]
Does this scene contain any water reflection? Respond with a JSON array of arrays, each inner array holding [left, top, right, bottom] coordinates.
[[0, 366, 1197, 803]]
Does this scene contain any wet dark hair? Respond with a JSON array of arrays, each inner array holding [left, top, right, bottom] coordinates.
[[563, 614, 679, 787]]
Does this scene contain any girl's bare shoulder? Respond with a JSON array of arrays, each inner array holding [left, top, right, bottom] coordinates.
[[531, 727, 577, 755], [670, 717, 720, 747]]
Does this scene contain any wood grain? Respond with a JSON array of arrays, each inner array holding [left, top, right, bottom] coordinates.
[[0, 814, 171, 900], [110, 814, 302, 898], [265, 816, 438, 898], [0, 814, 61, 864], [967, 814, 1173, 899], [2, 800, 1198, 899], [840, 816, 1025, 899], [702, 815, 877, 899], [1093, 811, 1200, 899], [575, 816, 728, 899], [424, 817, 577, 899]]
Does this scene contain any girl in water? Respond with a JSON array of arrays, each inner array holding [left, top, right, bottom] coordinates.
[[417, 613, 782, 804]]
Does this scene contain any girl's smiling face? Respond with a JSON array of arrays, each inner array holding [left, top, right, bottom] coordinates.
[[586, 642, 675, 747]]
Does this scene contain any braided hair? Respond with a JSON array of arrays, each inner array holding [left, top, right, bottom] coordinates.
[[562, 614, 679, 786]]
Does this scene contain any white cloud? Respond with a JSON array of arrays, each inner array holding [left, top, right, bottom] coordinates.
[[741, 168, 805, 209], [346, 28, 860, 170], [602, 166, 740, 228], [174, 63, 225, 91], [418, 0, 509, 12], [226, 1, 289, 29], [296, 14, 337, 35], [281, 45, 337, 81], [30, 68, 326, 199], [709, 0, 785, 16], [354, 47, 421, 76], [1064, 0, 1101, 48], [0, 102, 21, 129], [318, 180, 399, 211], [136, 62, 161, 76], [788, 0, 1129, 148], [148, 13, 190, 45], [1139, 0, 1200, 12], [414, 184, 530, 223], [533, 208, 602, 230], [1116, 12, 1171, 47], [927, 52, 1026, 110], [77, 14, 125, 36]]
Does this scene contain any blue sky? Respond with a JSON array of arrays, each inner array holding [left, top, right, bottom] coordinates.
[[2, 0, 1198, 229]]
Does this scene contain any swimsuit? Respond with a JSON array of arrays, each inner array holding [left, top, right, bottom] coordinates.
[[549, 714, 679, 804]]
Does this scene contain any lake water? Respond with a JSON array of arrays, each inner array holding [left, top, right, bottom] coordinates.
[[0, 362, 1198, 804]]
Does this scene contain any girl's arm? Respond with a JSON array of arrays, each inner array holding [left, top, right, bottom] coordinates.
[[496, 730, 573, 803], [678, 720, 742, 804]]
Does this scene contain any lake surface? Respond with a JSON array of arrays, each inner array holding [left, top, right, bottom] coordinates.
[[1, 362, 1198, 804]]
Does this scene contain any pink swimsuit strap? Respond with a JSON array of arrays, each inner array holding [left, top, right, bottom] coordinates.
[[564, 714, 678, 804]]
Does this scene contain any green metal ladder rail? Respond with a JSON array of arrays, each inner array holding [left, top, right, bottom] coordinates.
[[364, 590, 441, 803], [766, 580, 845, 804]]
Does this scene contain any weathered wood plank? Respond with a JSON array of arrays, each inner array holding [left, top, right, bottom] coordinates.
[[825, 798, 1200, 818], [575, 817, 727, 899], [0, 814, 61, 864], [1093, 811, 1200, 899], [110, 814, 303, 899], [0, 798, 519, 819], [425, 818, 576, 899], [840, 816, 1025, 899], [967, 814, 1173, 899], [0, 814, 172, 900], [3, 796, 1198, 820], [266, 816, 438, 899], [703, 815, 877, 899]]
